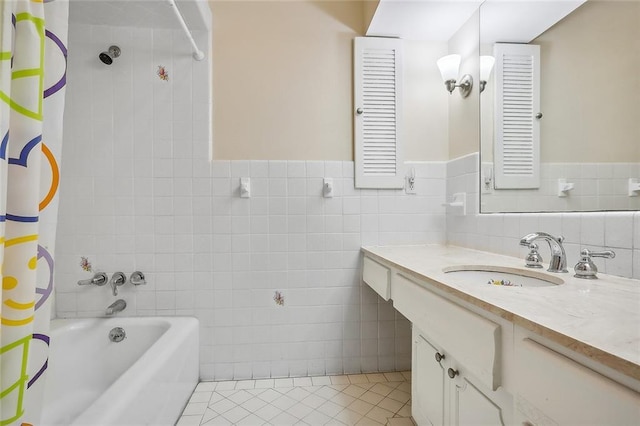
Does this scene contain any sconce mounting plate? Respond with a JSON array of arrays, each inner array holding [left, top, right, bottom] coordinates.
[[457, 74, 473, 98]]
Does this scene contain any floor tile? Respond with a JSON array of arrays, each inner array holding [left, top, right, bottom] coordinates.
[[254, 403, 282, 421], [334, 407, 363, 425], [387, 417, 416, 426], [236, 380, 256, 390], [177, 415, 203, 426], [301, 409, 332, 425], [366, 373, 387, 383], [342, 384, 367, 398], [347, 398, 374, 416], [255, 379, 275, 389], [271, 394, 298, 411], [196, 382, 218, 392], [209, 398, 237, 415], [383, 372, 405, 382], [190, 391, 213, 403], [377, 396, 404, 414], [311, 376, 332, 386], [286, 387, 312, 402], [222, 405, 251, 423], [347, 374, 368, 384], [178, 371, 414, 426], [183, 402, 209, 416], [370, 383, 394, 397], [365, 406, 395, 424], [293, 377, 313, 387], [270, 411, 299, 425], [300, 393, 327, 409], [274, 378, 294, 388], [387, 389, 411, 404], [316, 400, 344, 418], [330, 375, 350, 385], [236, 414, 269, 426], [257, 388, 282, 403], [240, 397, 268, 413], [286, 401, 315, 420], [228, 390, 254, 405], [215, 381, 237, 391]]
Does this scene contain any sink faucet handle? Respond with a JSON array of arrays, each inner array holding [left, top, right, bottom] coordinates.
[[525, 243, 544, 269], [574, 249, 616, 279], [582, 248, 616, 259]]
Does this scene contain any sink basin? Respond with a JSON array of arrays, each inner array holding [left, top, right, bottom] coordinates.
[[442, 265, 564, 288]]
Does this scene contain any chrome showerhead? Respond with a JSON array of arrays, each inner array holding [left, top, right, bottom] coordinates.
[[99, 45, 121, 65]]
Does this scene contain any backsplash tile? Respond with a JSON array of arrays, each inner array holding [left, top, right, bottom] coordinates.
[[447, 153, 639, 280]]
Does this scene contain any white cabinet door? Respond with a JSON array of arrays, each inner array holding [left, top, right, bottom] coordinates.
[[413, 333, 446, 426], [516, 338, 640, 425], [452, 378, 505, 426]]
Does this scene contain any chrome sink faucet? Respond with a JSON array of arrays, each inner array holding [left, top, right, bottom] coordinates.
[[106, 299, 126, 316], [520, 232, 568, 273]]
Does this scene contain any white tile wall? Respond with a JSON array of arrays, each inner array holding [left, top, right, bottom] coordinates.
[[448, 153, 640, 280], [55, 23, 446, 379], [482, 162, 640, 212]]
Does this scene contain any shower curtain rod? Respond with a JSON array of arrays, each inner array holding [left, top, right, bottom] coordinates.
[[167, 0, 205, 61]]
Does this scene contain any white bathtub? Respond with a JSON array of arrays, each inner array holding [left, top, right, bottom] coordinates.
[[41, 316, 199, 426]]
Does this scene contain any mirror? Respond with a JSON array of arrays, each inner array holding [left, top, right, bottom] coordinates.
[[480, 0, 640, 213]]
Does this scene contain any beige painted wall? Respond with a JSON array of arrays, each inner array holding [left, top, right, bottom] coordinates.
[[534, 0, 640, 162], [210, 1, 364, 160], [481, 1, 640, 163], [403, 40, 450, 161], [447, 10, 480, 160], [209, 0, 449, 161]]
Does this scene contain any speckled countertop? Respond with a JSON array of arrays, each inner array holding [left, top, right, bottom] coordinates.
[[362, 244, 640, 382]]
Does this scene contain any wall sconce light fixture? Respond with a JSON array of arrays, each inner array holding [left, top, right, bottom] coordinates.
[[436, 54, 473, 98], [480, 55, 495, 93]]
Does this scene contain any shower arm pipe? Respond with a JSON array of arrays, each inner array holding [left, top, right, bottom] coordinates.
[[167, 0, 205, 61]]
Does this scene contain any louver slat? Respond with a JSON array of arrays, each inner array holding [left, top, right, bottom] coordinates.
[[494, 44, 541, 189], [354, 37, 404, 189]]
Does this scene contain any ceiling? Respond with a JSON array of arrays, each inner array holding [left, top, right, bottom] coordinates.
[[366, 0, 586, 43]]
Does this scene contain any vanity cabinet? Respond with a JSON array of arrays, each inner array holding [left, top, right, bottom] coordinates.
[[413, 327, 511, 426], [360, 248, 640, 426], [514, 333, 640, 425]]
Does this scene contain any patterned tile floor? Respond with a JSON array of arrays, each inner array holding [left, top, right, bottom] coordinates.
[[177, 372, 415, 426]]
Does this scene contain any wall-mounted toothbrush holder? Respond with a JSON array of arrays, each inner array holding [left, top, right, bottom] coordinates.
[[558, 178, 575, 197], [442, 192, 466, 216], [628, 178, 640, 197]]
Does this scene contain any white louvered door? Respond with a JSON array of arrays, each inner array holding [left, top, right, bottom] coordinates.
[[354, 37, 404, 189], [494, 43, 541, 189]]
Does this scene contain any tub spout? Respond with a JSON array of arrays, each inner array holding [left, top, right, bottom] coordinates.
[[106, 299, 126, 316]]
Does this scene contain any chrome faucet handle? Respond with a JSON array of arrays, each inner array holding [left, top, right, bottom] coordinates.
[[78, 272, 108, 287], [525, 243, 543, 268], [574, 249, 616, 280], [130, 271, 146, 286], [109, 272, 127, 296]]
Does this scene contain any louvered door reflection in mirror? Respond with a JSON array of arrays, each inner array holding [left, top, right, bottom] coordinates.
[[493, 43, 540, 190]]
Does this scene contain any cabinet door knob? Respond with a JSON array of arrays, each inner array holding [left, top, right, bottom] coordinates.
[[435, 352, 445, 363], [356, 108, 363, 115], [447, 368, 459, 379]]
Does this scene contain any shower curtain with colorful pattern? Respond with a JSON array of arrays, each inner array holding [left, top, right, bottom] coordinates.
[[0, 0, 68, 424]]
